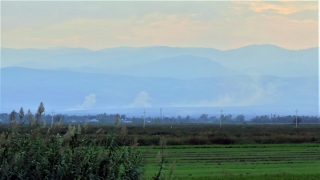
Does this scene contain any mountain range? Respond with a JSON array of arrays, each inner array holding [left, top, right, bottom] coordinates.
[[1, 44, 318, 117], [2, 44, 318, 77]]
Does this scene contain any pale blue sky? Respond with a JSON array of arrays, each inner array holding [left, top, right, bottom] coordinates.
[[1, 1, 318, 50]]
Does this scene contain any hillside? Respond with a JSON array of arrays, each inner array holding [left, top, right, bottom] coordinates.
[[1, 67, 318, 116]]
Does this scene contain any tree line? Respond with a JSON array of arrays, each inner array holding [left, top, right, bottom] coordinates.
[[1, 104, 319, 125]]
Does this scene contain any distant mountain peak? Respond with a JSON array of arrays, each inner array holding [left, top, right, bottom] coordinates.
[[226, 44, 286, 52]]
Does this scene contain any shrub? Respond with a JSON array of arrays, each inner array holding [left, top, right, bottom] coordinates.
[[209, 136, 235, 144], [185, 136, 209, 145], [0, 122, 145, 179]]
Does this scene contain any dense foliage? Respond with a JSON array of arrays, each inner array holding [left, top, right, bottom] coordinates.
[[64, 124, 320, 146], [0, 121, 145, 179]]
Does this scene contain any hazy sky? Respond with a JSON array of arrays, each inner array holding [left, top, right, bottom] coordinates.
[[1, 1, 318, 50]]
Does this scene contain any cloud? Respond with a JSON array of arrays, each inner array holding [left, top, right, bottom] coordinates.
[[2, 1, 318, 50], [170, 80, 281, 108], [70, 94, 97, 110], [237, 1, 318, 15], [128, 91, 152, 108]]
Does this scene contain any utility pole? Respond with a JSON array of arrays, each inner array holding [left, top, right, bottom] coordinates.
[[295, 109, 298, 128], [220, 109, 223, 128], [271, 114, 272, 125], [160, 108, 162, 120], [51, 110, 55, 128], [143, 110, 146, 128]]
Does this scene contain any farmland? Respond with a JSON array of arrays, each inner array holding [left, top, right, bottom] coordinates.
[[142, 144, 320, 179], [0, 123, 319, 179], [120, 124, 320, 179]]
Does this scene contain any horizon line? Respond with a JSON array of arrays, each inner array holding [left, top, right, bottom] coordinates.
[[1, 44, 319, 51]]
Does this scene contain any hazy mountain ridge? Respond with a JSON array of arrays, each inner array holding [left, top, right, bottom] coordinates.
[[1, 67, 318, 115], [106, 55, 244, 79], [1, 45, 318, 115], [2, 44, 318, 78]]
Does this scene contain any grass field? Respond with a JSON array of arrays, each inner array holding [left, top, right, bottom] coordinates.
[[141, 143, 320, 179], [1, 123, 319, 179]]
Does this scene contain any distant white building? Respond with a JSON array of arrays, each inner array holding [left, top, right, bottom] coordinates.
[[121, 119, 133, 124], [89, 119, 99, 123]]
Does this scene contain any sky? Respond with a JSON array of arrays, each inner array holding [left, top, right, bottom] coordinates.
[[1, 0, 318, 50]]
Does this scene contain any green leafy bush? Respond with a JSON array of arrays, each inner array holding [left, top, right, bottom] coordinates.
[[0, 122, 145, 179]]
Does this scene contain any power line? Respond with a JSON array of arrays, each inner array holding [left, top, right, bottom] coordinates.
[[295, 109, 299, 128], [51, 110, 55, 128], [220, 109, 223, 128], [143, 110, 146, 128]]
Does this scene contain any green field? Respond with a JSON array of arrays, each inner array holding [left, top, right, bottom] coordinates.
[[1, 122, 319, 179], [142, 143, 320, 179]]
